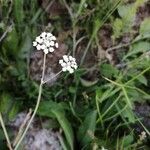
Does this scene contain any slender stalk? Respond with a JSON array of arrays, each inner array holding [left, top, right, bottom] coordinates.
[[0, 113, 13, 150], [14, 53, 47, 150], [42, 70, 62, 84]]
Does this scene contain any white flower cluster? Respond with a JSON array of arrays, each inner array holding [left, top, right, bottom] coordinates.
[[33, 32, 58, 54], [59, 55, 77, 73]]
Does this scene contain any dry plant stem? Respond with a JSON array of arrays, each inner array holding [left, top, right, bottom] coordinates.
[[13, 109, 32, 147], [0, 24, 13, 43], [0, 113, 13, 150], [106, 34, 150, 52], [14, 53, 47, 150]]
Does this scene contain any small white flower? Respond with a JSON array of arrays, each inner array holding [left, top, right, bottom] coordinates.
[[63, 55, 69, 62], [61, 62, 66, 67], [36, 36, 43, 44], [59, 60, 63, 64], [49, 41, 55, 46], [41, 32, 46, 38], [55, 43, 58, 48], [69, 68, 74, 73], [47, 33, 52, 37], [33, 41, 37, 46], [41, 44, 46, 50], [44, 49, 49, 54], [59, 55, 78, 73], [49, 47, 54, 52], [45, 40, 50, 47], [33, 32, 58, 54], [36, 44, 41, 50], [62, 67, 67, 72], [50, 36, 56, 40]]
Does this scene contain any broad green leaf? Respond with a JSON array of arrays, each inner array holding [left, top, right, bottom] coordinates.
[[51, 108, 74, 150], [58, 134, 69, 150], [38, 101, 74, 150], [124, 41, 150, 59], [118, 4, 133, 18], [118, 4, 135, 31], [123, 107, 135, 123], [140, 18, 150, 36], [118, 0, 146, 18], [100, 63, 119, 78], [78, 110, 97, 146], [38, 101, 59, 118], [117, 0, 146, 32], [137, 75, 147, 86], [126, 88, 140, 101], [122, 134, 134, 147]]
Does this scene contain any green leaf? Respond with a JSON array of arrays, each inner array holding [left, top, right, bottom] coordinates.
[[8, 102, 21, 120], [123, 107, 135, 123], [51, 108, 74, 150], [96, 88, 103, 103], [117, 0, 146, 32], [140, 18, 150, 36], [122, 134, 134, 147], [0, 93, 12, 114], [137, 75, 147, 86], [78, 110, 97, 146], [76, 0, 87, 18], [118, 4, 133, 18], [38, 101, 59, 118], [3, 28, 19, 55], [117, 4, 135, 32], [19, 29, 32, 58], [118, 0, 146, 18], [58, 134, 69, 150], [38, 101, 74, 150], [14, 0, 24, 24], [69, 86, 76, 94], [100, 64, 119, 78], [113, 18, 123, 38], [124, 41, 150, 59]]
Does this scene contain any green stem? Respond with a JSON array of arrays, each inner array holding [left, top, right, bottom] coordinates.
[[14, 53, 47, 150], [0, 113, 13, 150]]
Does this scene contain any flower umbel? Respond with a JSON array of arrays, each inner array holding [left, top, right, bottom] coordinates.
[[33, 32, 58, 54], [59, 55, 77, 73]]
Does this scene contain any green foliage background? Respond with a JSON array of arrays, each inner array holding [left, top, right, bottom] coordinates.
[[0, 0, 150, 149]]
